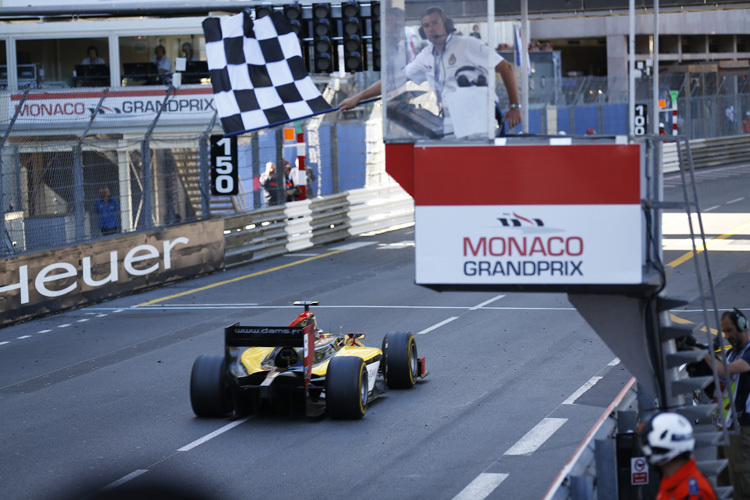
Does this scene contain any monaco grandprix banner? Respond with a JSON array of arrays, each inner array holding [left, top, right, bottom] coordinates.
[[412, 144, 642, 286]]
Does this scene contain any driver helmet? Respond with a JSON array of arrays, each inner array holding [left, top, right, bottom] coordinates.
[[641, 412, 695, 465]]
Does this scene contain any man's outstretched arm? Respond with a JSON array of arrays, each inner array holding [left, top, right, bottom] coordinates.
[[339, 81, 382, 111]]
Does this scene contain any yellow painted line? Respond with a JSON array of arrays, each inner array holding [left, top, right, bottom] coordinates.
[[666, 219, 750, 268], [669, 313, 718, 335], [138, 249, 346, 306]]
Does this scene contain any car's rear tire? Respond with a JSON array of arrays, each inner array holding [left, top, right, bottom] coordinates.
[[385, 331, 418, 389], [327, 356, 368, 419], [190, 355, 233, 417]]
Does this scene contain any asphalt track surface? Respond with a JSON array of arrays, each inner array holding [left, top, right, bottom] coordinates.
[[2, 163, 750, 500]]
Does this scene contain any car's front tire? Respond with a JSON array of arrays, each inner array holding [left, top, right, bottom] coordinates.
[[190, 355, 233, 417], [384, 331, 418, 389], [327, 356, 368, 419]]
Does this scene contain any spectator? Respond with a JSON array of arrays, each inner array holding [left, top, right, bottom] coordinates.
[[743, 111, 750, 134], [641, 412, 717, 500], [260, 161, 282, 206], [153, 45, 172, 74], [94, 186, 119, 235], [470, 25, 481, 39], [81, 46, 105, 65], [181, 42, 197, 61]]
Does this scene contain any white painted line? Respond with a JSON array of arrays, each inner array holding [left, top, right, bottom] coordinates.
[[470, 294, 505, 311], [155, 303, 259, 307], [58, 324, 71, 328], [562, 376, 603, 405], [453, 473, 509, 500], [330, 241, 377, 251], [727, 197, 744, 205], [96, 314, 107, 318], [608, 358, 621, 367], [704, 205, 720, 212], [17, 335, 31, 340], [113, 309, 123, 313], [377, 241, 415, 249], [77, 319, 89, 323], [122, 304, 579, 312], [504, 418, 568, 456], [100, 469, 148, 491], [417, 316, 459, 335], [0, 341, 9, 346], [178, 417, 249, 452]]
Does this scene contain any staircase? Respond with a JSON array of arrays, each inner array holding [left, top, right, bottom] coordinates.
[[171, 148, 244, 218], [649, 135, 734, 499]]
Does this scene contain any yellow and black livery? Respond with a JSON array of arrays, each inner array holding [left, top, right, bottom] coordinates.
[[190, 301, 427, 420]]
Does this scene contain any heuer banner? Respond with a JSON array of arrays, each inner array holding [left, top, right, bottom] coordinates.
[[411, 143, 642, 286]]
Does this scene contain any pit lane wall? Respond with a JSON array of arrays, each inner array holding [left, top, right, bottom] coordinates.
[[0, 219, 224, 326]]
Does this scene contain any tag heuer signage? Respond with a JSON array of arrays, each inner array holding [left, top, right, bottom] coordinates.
[[412, 144, 642, 286]]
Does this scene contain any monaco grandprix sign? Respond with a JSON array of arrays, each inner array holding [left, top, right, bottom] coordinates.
[[412, 144, 642, 286]]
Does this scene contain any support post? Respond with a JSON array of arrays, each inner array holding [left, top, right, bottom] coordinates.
[[199, 110, 218, 219], [251, 132, 260, 209], [141, 86, 174, 228]]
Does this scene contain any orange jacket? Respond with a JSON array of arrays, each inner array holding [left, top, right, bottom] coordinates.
[[657, 459, 717, 500]]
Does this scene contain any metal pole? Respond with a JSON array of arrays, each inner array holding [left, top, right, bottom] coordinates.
[[628, 0, 636, 137], [251, 132, 260, 209], [330, 124, 339, 194], [521, 0, 529, 134], [0, 89, 29, 150], [652, 0, 660, 136], [199, 110, 218, 219], [142, 86, 175, 228], [487, 0, 496, 140], [275, 128, 285, 204], [73, 144, 85, 240]]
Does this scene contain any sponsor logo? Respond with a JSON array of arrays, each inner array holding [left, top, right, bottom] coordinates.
[[460, 213, 584, 278], [15, 97, 215, 118], [233, 327, 302, 335], [0, 238, 188, 304], [498, 212, 544, 227]]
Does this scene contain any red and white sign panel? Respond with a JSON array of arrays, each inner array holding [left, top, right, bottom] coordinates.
[[412, 144, 642, 286], [631, 456, 649, 485]]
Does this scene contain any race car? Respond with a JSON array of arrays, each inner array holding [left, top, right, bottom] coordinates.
[[190, 301, 428, 419]]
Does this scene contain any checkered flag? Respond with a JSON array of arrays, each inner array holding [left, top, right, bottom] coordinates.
[[203, 11, 332, 136]]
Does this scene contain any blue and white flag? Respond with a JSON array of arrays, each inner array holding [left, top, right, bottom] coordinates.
[[203, 11, 332, 136]]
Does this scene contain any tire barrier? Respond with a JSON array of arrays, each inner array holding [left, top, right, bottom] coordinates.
[[663, 134, 750, 173]]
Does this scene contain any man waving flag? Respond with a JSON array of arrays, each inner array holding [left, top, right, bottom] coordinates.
[[202, 11, 332, 136]]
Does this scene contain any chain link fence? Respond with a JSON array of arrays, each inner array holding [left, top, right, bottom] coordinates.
[[2, 66, 748, 257], [0, 81, 388, 257]]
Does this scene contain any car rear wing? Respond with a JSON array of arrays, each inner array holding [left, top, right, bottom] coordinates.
[[224, 322, 315, 388], [225, 324, 306, 348]]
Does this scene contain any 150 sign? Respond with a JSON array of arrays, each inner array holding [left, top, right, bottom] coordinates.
[[211, 135, 239, 195]]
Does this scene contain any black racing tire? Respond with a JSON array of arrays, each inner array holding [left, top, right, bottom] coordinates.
[[190, 355, 233, 418], [384, 331, 418, 389], [327, 356, 368, 419]]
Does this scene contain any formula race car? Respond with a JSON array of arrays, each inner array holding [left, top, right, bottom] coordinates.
[[190, 301, 428, 419]]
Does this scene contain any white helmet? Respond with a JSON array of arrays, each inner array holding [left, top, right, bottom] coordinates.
[[642, 412, 695, 465]]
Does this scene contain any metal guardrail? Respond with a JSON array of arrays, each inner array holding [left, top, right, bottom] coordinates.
[[223, 184, 414, 268], [663, 135, 750, 173]]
